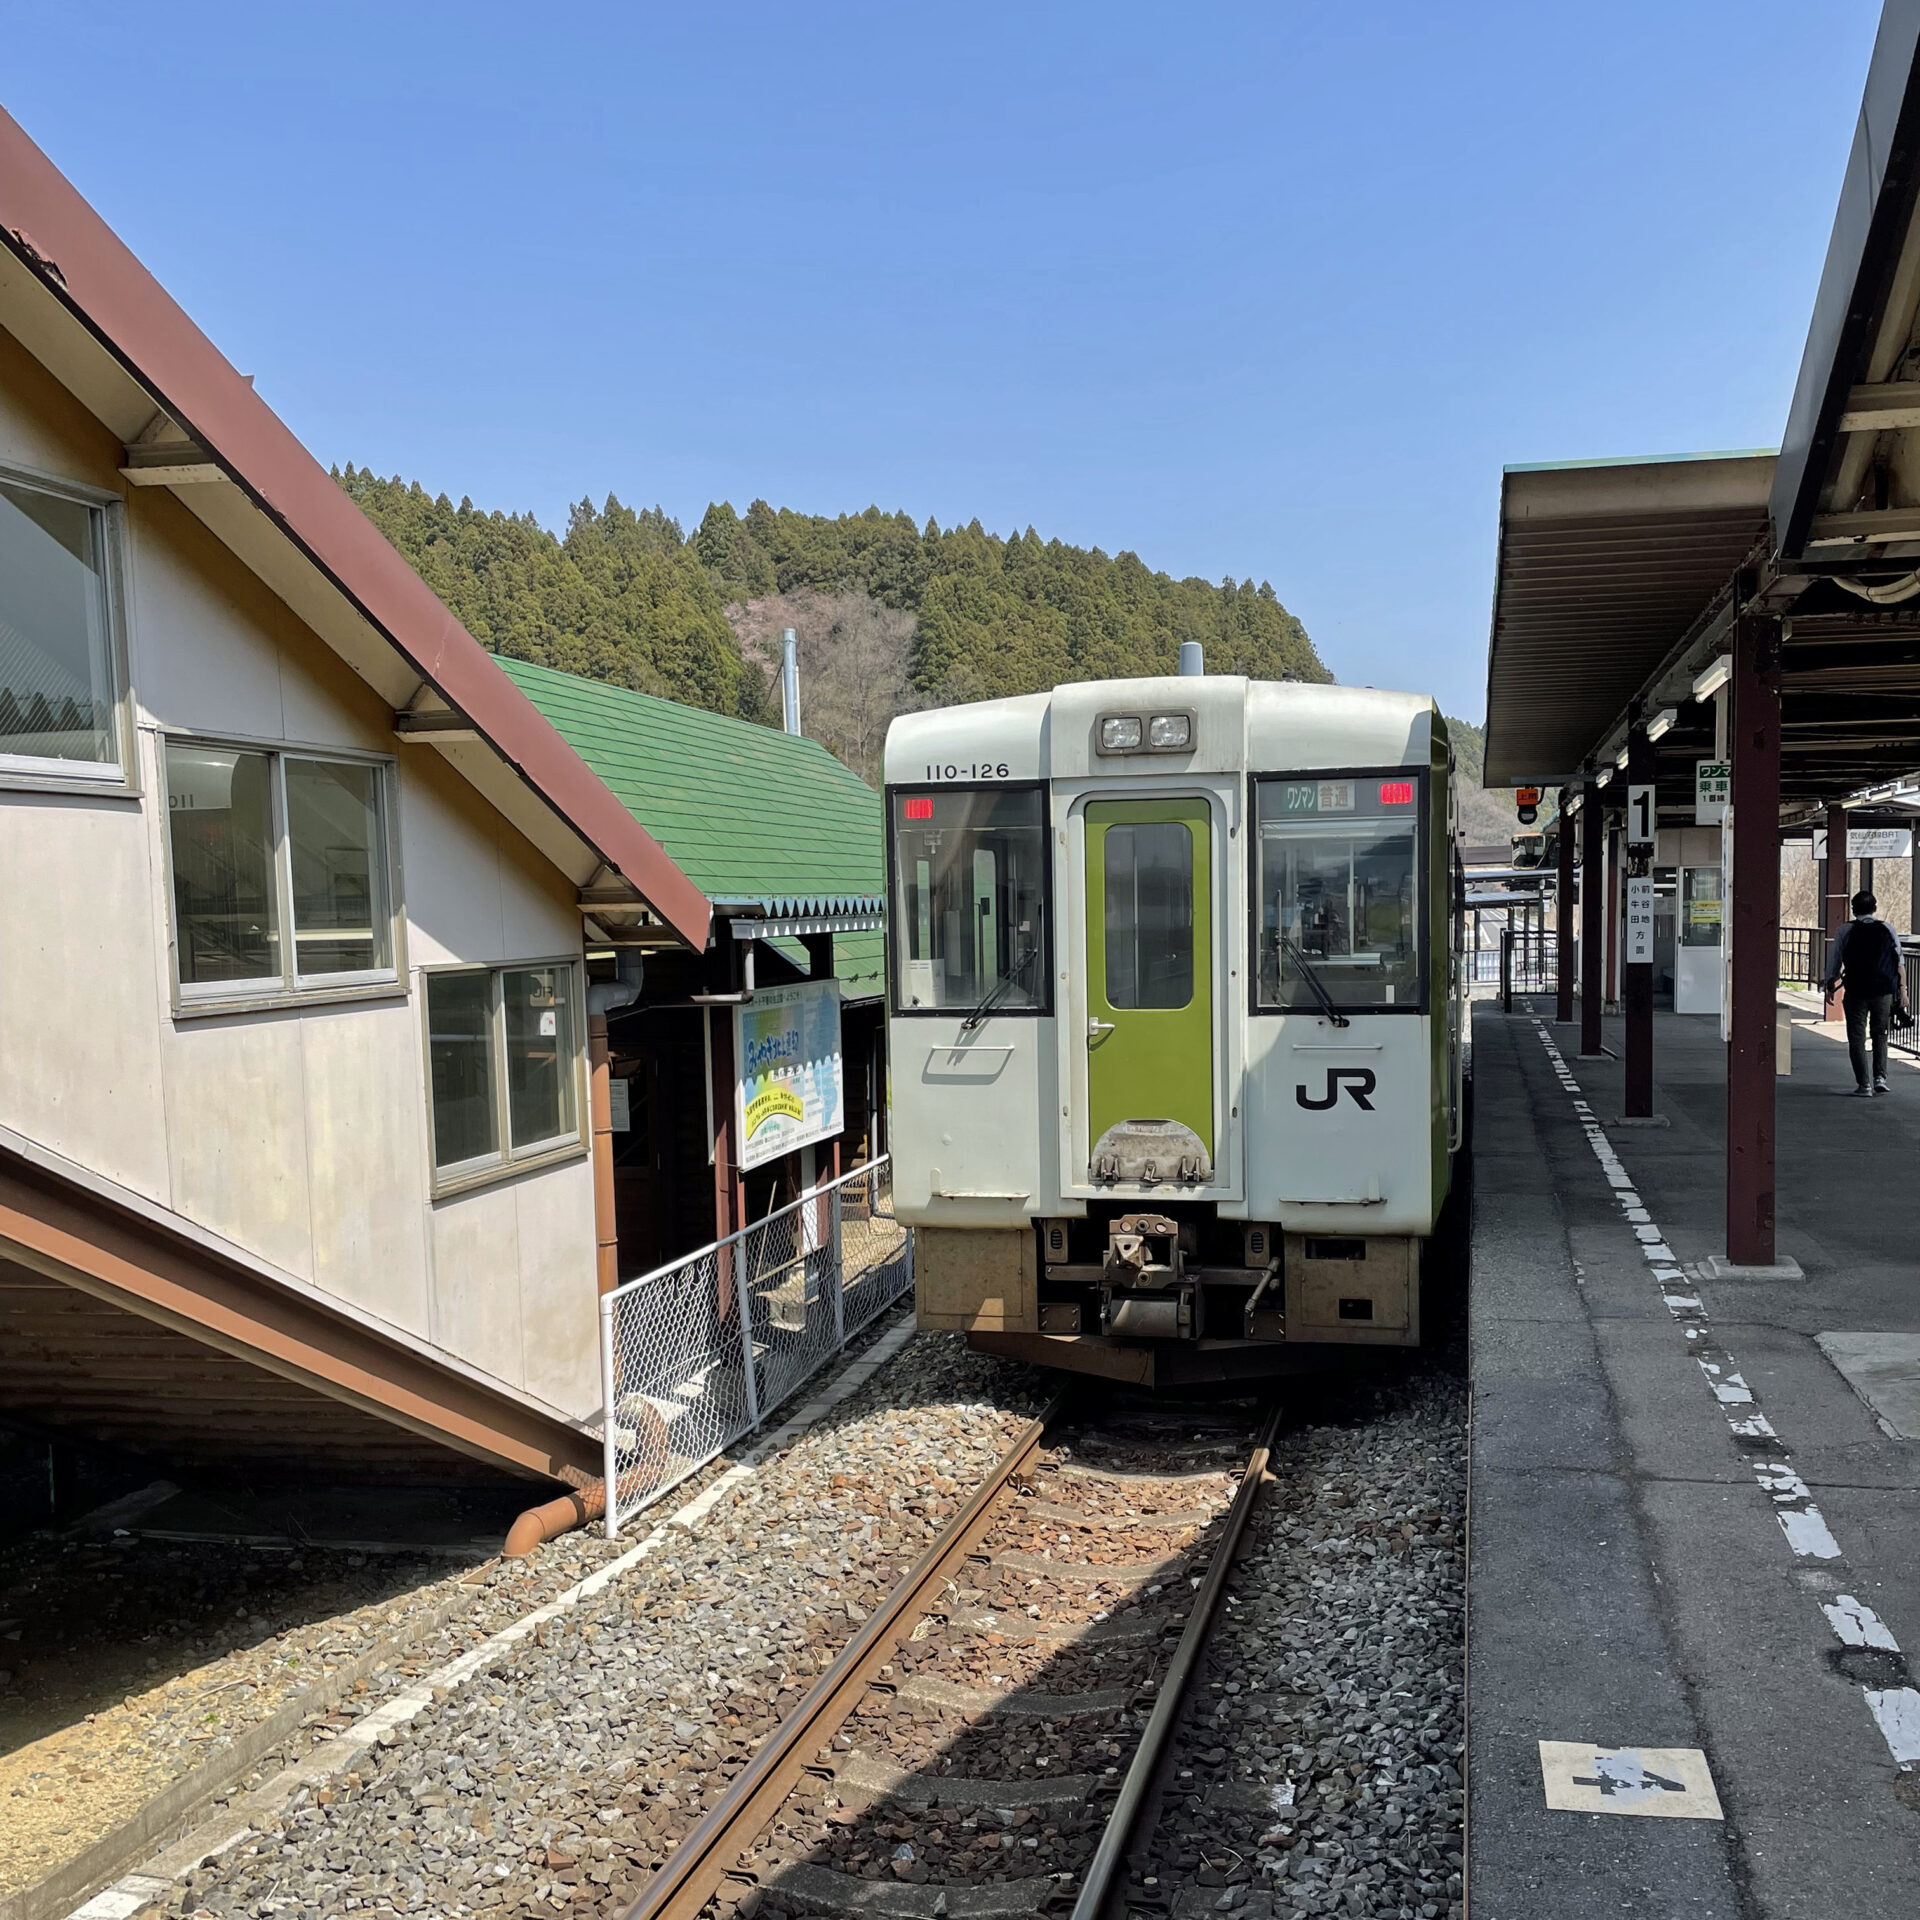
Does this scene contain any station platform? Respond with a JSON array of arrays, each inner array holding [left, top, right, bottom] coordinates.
[[1466, 999, 1920, 1919]]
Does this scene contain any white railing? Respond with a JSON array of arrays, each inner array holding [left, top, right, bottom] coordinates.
[[597, 1155, 912, 1538]]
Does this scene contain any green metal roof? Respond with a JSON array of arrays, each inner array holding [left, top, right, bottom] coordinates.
[[501, 658, 885, 921]]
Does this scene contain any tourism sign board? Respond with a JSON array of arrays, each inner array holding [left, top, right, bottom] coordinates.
[[734, 978, 845, 1171]]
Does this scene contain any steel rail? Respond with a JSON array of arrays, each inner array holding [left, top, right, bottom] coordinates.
[[1070, 1400, 1284, 1920], [618, 1391, 1067, 1920]]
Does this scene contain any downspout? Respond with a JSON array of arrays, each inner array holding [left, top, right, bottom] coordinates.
[[586, 949, 644, 1298], [508, 949, 643, 1557]]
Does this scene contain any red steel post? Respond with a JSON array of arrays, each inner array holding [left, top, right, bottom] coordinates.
[[1727, 614, 1782, 1267], [1580, 784, 1605, 1056], [1624, 727, 1656, 1117], [1556, 791, 1575, 1024], [1823, 801, 1850, 1020]]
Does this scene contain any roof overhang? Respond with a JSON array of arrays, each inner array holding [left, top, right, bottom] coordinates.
[[0, 108, 712, 951], [1484, 452, 1775, 787], [1771, 0, 1920, 560]]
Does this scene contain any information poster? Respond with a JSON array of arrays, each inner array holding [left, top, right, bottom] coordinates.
[[734, 979, 844, 1171], [1812, 827, 1914, 860]]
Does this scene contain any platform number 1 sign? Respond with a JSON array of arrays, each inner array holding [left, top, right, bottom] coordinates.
[[1626, 785, 1654, 849], [1625, 785, 1654, 966]]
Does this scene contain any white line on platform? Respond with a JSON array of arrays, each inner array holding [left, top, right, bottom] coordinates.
[[1532, 1021, 1917, 1780]]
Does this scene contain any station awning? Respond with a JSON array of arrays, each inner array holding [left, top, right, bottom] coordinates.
[[1484, 453, 1774, 788]]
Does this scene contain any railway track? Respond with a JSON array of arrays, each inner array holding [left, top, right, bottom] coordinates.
[[621, 1394, 1282, 1920]]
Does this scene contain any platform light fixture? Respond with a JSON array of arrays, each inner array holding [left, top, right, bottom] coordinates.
[[1615, 745, 1631, 769], [1693, 655, 1733, 701], [1647, 708, 1678, 742]]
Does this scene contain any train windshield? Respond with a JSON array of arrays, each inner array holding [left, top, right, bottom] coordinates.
[[1254, 773, 1422, 1012], [891, 787, 1049, 1014]]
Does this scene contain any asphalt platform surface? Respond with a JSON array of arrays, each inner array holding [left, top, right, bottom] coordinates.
[[1466, 998, 1920, 1920]]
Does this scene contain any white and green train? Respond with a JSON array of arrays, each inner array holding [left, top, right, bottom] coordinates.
[[882, 665, 1466, 1386]]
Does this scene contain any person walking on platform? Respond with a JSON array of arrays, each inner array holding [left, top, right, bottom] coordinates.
[[1822, 890, 1911, 1096]]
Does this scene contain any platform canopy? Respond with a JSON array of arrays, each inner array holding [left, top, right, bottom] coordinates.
[[1485, 2, 1920, 817], [1485, 453, 1774, 789]]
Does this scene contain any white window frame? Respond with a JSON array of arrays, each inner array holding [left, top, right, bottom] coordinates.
[[0, 461, 135, 795], [422, 957, 589, 1198], [159, 731, 406, 1016]]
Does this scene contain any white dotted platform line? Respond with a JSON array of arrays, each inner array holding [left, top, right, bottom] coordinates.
[[1532, 1021, 1920, 1772]]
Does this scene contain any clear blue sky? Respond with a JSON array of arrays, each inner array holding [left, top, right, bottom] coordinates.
[[5, 2, 1885, 718]]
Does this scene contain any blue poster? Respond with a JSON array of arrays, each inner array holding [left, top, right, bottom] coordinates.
[[733, 978, 845, 1170]]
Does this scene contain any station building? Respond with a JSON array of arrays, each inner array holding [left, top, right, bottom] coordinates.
[[0, 110, 880, 1507]]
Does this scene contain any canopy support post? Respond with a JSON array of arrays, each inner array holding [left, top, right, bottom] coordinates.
[[1727, 612, 1782, 1269], [1624, 727, 1656, 1118], [1580, 784, 1605, 1057], [1823, 801, 1850, 1020], [1556, 791, 1575, 1024]]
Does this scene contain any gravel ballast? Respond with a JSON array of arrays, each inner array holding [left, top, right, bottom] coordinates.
[[1141, 1367, 1467, 1920], [154, 1329, 1044, 1919]]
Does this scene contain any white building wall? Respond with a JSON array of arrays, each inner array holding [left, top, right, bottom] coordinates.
[[0, 330, 600, 1420]]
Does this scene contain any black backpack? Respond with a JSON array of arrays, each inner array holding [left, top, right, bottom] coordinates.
[[1841, 919, 1903, 998]]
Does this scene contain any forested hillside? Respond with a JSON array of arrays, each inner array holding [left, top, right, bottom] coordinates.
[[337, 470, 1328, 781], [690, 501, 1326, 698]]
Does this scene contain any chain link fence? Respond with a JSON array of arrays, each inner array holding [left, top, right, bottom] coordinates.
[[597, 1156, 911, 1539]]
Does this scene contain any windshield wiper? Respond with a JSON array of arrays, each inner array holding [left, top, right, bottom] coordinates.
[[1282, 934, 1351, 1029], [960, 939, 1038, 1034]]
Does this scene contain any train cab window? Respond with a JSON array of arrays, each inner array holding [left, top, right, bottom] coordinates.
[[1254, 773, 1423, 1012], [890, 787, 1048, 1015]]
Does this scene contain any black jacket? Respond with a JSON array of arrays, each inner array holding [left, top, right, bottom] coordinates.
[[1825, 916, 1906, 999]]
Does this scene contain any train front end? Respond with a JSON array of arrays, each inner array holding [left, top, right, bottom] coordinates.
[[883, 674, 1461, 1386]]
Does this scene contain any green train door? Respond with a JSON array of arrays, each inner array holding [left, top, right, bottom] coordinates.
[[1085, 798, 1213, 1169]]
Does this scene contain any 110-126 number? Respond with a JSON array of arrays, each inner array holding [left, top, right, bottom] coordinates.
[[923, 761, 1012, 779]]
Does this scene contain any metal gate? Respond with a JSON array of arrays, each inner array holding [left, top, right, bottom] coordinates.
[[597, 1156, 912, 1538]]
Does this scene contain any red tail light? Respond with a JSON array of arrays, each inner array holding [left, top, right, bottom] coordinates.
[[1379, 781, 1414, 806], [902, 796, 935, 820]]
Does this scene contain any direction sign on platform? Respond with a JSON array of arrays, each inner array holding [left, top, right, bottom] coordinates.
[[1812, 827, 1914, 860], [1625, 874, 1654, 965], [1695, 761, 1729, 826]]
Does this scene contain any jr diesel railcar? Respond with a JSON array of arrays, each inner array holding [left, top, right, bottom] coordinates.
[[883, 670, 1464, 1384]]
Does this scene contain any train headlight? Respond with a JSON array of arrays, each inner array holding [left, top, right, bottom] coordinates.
[[1099, 716, 1144, 752], [1148, 713, 1192, 749]]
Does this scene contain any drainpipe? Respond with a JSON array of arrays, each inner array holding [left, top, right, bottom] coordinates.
[[502, 1433, 668, 1557], [781, 627, 802, 735], [586, 950, 644, 1298]]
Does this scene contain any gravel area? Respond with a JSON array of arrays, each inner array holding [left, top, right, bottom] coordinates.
[[154, 1330, 1044, 1919], [1141, 1366, 1467, 1920], [0, 1525, 634, 1902]]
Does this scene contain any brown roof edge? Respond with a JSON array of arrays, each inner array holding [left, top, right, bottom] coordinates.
[[0, 108, 711, 952], [0, 1143, 599, 1484]]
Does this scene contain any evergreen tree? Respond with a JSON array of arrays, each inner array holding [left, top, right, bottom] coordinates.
[[333, 467, 1330, 775]]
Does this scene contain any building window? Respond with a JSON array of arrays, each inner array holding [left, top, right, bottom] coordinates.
[[426, 963, 583, 1187], [0, 468, 126, 782], [164, 738, 398, 1005]]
